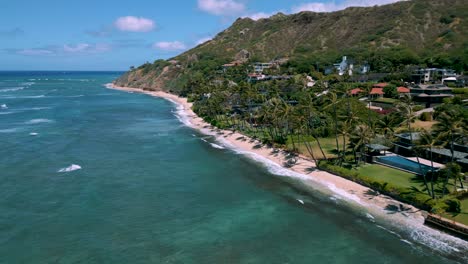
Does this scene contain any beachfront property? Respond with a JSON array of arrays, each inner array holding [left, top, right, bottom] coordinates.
[[393, 132, 468, 171]]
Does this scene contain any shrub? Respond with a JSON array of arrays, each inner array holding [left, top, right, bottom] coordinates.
[[445, 198, 461, 213], [420, 112, 433, 121]]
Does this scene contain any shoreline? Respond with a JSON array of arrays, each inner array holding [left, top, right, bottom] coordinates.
[[108, 85, 425, 217], [108, 84, 468, 253]]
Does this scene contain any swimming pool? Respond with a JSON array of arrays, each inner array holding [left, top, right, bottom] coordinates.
[[376, 156, 436, 175]]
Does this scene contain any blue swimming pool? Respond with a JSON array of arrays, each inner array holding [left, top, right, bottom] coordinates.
[[376, 156, 436, 175]]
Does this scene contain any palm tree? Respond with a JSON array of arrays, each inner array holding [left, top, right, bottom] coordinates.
[[349, 124, 372, 165], [396, 94, 431, 196], [418, 130, 439, 198], [324, 91, 341, 161], [376, 114, 400, 140], [434, 111, 465, 195]]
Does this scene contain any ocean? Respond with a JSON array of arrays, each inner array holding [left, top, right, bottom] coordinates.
[[0, 71, 466, 263]]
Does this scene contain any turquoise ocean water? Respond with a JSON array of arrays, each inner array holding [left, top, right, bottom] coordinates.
[[0, 72, 466, 263]]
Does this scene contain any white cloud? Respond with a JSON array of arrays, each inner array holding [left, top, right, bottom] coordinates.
[[292, 0, 403, 13], [197, 0, 245, 16], [196, 37, 213, 45], [17, 49, 54, 56], [114, 16, 155, 32], [152, 41, 187, 51], [15, 43, 111, 56], [63, 43, 111, 53], [63, 43, 91, 53]]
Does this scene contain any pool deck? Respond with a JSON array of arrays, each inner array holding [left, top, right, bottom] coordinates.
[[381, 152, 445, 168], [406, 157, 445, 168]]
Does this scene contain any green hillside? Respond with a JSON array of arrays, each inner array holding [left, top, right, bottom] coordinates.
[[115, 0, 468, 92]]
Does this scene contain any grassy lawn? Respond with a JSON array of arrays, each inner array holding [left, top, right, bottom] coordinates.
[[289, 137, 345, 160], [442, 198, 468, 226], [372, 97, 398, 104], [355, 164, 424, 189]]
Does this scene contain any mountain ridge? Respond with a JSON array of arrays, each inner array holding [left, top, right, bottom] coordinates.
[[115, 0, 468, 92]]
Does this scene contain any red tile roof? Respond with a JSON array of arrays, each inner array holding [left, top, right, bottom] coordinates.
[[350, 88, 363, 95], [373, 83, 389, 88], [370, 88, 384, 95], [397, 87, 410, 93]]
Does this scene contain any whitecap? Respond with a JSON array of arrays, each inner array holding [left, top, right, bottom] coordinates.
[[1, 95, 45, 99], [1, 104, 7, 109], [29, 132, 38, 136], [0, 128, 20, 133], [210, 143, 225, 149], [297, 199, 304, 205], [0, 87, 24, 92], [58, 164, 81, 173], [401, 239, 413, 245], [104, 83, 114, 89], [25, 119, 53, 124], [366, 213, 375, 220]]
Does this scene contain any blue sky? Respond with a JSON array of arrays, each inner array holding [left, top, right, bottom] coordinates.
[[0, 0, 401, 71]]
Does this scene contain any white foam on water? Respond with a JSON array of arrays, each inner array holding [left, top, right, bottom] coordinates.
[[64, 95, 84, 98], [104, 83, 114, 89], [325, 182, 364, 205], [401, 239, 413, 245], [0, 87, 25, 92], [164, 93, 468, 258], [25, 119, 54, 124], [0, 128, 19, 133], [366, 213, 375, 221], [20, 82, 35, 86], [210, 143, 225, 149], [0, 111, 13, 115], [58, 164, 82, 173], [29, 132, 38, 136], [1, 104, 7, 109], [297, 199, 304, 205], [1, 95, 45, 99]]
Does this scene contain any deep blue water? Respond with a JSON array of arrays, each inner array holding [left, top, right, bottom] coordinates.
[[0, 72, 466, 263]]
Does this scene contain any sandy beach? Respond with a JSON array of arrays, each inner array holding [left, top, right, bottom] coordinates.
[[108, 84, 430, 222]]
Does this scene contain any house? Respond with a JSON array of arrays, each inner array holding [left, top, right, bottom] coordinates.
[[373, 83, 389, 88], [410, 84, 453, 107], [253, 62, 273, 73], [394, 133, 468, 171], [333, 56, 352, 76], [393, 132, 421, 156], [397, 87, 410, 94], [412, 68, 457, 84], [370, 88, 384, 99], [248, 73, 266, 81], [306, 76, 316, 87], [350, 88, 363, 96]]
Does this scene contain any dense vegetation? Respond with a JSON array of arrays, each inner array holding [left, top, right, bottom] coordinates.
[[114, 0, 468, 223], [116, 0, 468, 91]]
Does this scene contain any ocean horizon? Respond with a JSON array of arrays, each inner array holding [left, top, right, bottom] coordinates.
[[0, 71, 466, 263]]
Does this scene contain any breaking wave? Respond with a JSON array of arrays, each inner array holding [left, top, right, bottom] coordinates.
[[58, 164, 82, 173], [25, 119, 54, 124]]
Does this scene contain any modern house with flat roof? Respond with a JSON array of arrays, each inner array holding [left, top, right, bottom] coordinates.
[[412, 68, 457, 84], [410, 84, 453, 107]]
